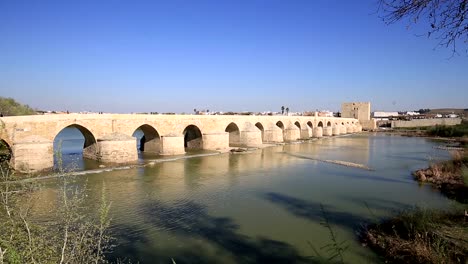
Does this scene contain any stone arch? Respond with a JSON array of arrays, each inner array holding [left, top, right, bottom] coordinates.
[[53, 124, 98, 167], [225, 122, 241, 147], [183, 125, 203, 150], [318, 121, 324, 127], [327, 121, 332, 127], [132, 124, 160, 153], [341, 122, 345, 125], [294, 121, 301, 130], [276, 121, 284, 130], [0, 139, 12, 162], [307, 121, 313, 129], [255, 122, 265, 143], [276, 121, 286, 141]]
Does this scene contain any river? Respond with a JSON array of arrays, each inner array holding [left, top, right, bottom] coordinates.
[[31, 128, 452, 263]]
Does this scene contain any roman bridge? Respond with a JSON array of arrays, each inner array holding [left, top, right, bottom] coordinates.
[[0, 114, 362, 172]]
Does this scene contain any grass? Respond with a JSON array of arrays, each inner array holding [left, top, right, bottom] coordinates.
[[413, 150, 468, 203], [362, 207, 468, 264], [427, 123, 468, 138]]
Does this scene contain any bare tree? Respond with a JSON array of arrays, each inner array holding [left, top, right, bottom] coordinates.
[[378, 0, 468, 55]]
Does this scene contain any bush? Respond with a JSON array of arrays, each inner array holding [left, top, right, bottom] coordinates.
[[427, 124, 468, 138], [0, 162, 113, 263]]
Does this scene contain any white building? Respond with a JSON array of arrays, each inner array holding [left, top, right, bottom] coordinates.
[[373, 111, 399, 120]]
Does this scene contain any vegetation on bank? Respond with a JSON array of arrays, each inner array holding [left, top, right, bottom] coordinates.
[[0, 161, 114, 264], [362, 146, 468, 263], [413, 150, 468, 203], [393, 122, 468, 140], [0, 141, 10, 163], [427, 123, 468, 138], [0, 97, 36, 116], [362, 207, 467, 264]]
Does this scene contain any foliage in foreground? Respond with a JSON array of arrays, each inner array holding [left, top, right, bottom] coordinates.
[[362, 207, 468, 264], [0, 161, 113, 264], [0, 97, 36, 116], [378, 0, 468, 55]]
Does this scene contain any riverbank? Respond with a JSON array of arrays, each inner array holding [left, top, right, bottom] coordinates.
[[413, 149, 468, 203], [362, 147, 468, 263], [361, 207, 467, 263]]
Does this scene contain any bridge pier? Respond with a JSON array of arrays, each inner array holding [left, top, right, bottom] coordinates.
[[283, 128, 300, 141], [340, 125, 347, 134], [312, 127, 323, 138], [263, 127, 283, 143], [142, 137, 161, 153], [300, 128, 311, 139], [345, 126, 352, 134], [202, 132, 229, 151], [160, 135, 185, 155], [95, 133, 138, 163], [323, 127, 333, 136], [332, 126, 340, 136], [240, 129, 263, 147], [356, 124, 362, 132], [11, 135, 53, 173]]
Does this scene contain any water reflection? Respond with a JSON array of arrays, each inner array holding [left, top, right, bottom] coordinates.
[[31, 134, 451, 263]]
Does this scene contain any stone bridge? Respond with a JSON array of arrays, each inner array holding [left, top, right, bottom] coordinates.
[[0, 114, 361, 172]]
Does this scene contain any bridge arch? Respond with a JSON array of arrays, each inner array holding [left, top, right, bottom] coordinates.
[[0, 139, 12, 163], [132, 124, 160, 153], [53, 124, 97, 170], [294, 121, 301, 130], [183, 125, 203, 150], [318, 121, 324, 127], [225, 122, 241, 147], [276, 121, 284, 130], [276, 121, 285, 140], [255, 122, 265, 143], [307, 121, 313, 129], [327, 121, 332, 127]]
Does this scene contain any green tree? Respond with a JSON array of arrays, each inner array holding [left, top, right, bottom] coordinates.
[[378, 0, 468, 54], [0, 97, 36, 116]]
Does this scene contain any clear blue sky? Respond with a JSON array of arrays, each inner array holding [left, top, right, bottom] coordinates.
[[1, 0, 467, 113]]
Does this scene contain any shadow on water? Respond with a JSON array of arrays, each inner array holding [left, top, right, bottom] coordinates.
[[111, 200, 317, 264], [262, 192, 370, 231], [338, 196, 413, 215], [333, 170, 411, 185]]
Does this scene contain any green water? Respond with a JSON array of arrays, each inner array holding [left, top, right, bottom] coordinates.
[[36, 133, 451, 263]]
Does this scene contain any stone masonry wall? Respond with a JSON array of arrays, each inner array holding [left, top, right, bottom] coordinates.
[[391, 118, 462, 128]]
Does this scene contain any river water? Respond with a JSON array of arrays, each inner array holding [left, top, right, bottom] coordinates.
[[32, 128, 452, 263]]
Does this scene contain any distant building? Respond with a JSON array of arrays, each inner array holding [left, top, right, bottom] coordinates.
[[373, 111, 399, 120], [341, 102, 371, 121], [318, 110, 334, 117], [341, 102, 375, 130]]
